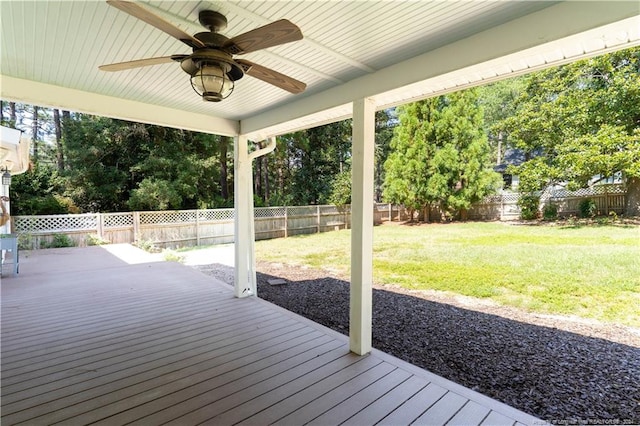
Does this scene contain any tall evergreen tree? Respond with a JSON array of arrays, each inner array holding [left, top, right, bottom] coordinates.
[[384, 90, 501, 220]]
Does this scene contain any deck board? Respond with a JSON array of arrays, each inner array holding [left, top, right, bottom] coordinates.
[[413, 391, 469, 424], [447, 400, 492, 425], [1, 245, 541, 426], [305, 367, 413, 426], [341, 375, 428, 426], [378, 382, 449, 425]]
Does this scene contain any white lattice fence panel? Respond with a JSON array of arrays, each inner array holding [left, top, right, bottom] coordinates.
[[549, 184, 625, 199], [103, 213, 133, 228], [199, 209, 234, 221], [501, 192, 520, 203], [14, 214, 97, 233], [140, 210, 196, 225], [604, 184, 626, 194], [255, 207, 286, 218]]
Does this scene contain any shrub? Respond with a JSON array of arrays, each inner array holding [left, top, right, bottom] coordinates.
[[328, 171, 352, 206], [135, 239, 160, 253], [17, 233, 34, 250], [41, 233, 75, 249], [579, 198, 597, 218], [128, 178, 182, 211], [517, 194, 540, 220], [542, 203, 559, 220], [162, 249, 184, 263], [86, 233, 109, 246]]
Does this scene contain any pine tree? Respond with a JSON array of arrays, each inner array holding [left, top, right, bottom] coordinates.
[[384, 90, 501, 220]]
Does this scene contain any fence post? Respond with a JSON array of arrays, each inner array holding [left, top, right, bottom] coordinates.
[[133, 211, 140, 243], [284, 207, 288, 238], [195, 210, 201, 246], [317, 205, 321, 234], [96, 213, 103, 239]]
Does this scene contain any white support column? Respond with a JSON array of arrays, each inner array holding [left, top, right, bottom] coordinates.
[[233, 136, 277, 298], [234, 134, 256, 298], [350, 97, 375, 355]]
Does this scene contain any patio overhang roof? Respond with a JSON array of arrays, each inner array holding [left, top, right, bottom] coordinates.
[[1, 1, 638, 140], [2, 0, 639, 356]]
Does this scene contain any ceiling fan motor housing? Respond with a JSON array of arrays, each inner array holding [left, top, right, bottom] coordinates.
[[194, 32, 229, 48], [199, 10, 227, 32]]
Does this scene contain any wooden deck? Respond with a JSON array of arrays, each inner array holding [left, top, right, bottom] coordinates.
[[1, 245, 541, 425]]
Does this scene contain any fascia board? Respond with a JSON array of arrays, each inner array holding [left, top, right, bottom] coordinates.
[[0, 75, 240, 136], [240, 1, 640, 139]]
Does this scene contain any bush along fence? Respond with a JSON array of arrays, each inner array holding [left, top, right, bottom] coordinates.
[[11, 184, 626, 249]]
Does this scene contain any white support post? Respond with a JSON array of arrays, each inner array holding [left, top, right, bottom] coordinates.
[[234, 134, 256, 298], [234, 136, 277, 298], [350, 97, 375, 355]]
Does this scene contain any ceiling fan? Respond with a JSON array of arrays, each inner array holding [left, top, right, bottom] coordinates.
[[99, 1, 307, 102]]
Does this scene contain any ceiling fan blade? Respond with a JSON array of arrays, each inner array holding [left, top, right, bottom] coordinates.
[[99, 55, 186, 72], [236, 59, 306, 94], [107, 1, 204, 49], [224, 20, 302, 55]]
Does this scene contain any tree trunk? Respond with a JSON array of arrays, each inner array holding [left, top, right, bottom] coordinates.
[[10, 102, 17, 127], [254, 148, 263, 201], [54, 109, 64, 171], [624, 176, 640, 216], [219, 137, 229, 200], [32, 106, 39, 162], [278, 165, 285, 195], [262, 154, 269, 202]]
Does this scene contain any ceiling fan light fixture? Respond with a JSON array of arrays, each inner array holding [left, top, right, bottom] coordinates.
[[190, 62, 234, 102]]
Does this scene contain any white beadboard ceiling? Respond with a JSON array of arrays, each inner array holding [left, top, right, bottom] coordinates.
[[1, 1, 639, 139]]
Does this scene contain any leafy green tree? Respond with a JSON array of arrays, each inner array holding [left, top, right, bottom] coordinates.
[[375, 109, 397, 201], [501, 47, 640, 215], [260, 120, 353, 206], [328, 170, 351, 206], [62, 115, 137, 211], [61, 113, 230, 212], [127, 178, 182, 211], [9, 165, 77, 215], [477, 78, 525, 164], [384, 90, 501, 220]]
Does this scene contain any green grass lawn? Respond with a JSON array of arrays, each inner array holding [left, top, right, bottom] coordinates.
[[254, 222, 640, 327]]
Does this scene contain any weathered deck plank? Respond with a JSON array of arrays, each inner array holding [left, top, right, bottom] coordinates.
[[1, 246, 541, 426]]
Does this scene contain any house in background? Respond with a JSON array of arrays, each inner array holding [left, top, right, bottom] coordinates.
[[494, 147, 624, 193], [493, 148, 526, 190]]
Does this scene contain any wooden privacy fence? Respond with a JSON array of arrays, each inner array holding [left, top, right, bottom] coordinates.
[[13, 204, 407, 250], [468, 184, 626, 221], [11, 184, 626, 249]]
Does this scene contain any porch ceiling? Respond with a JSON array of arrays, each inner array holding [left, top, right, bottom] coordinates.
[[1, 1, 639, 138]]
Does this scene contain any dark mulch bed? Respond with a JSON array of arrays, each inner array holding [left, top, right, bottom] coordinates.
[[195, 261, 640, 424]]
